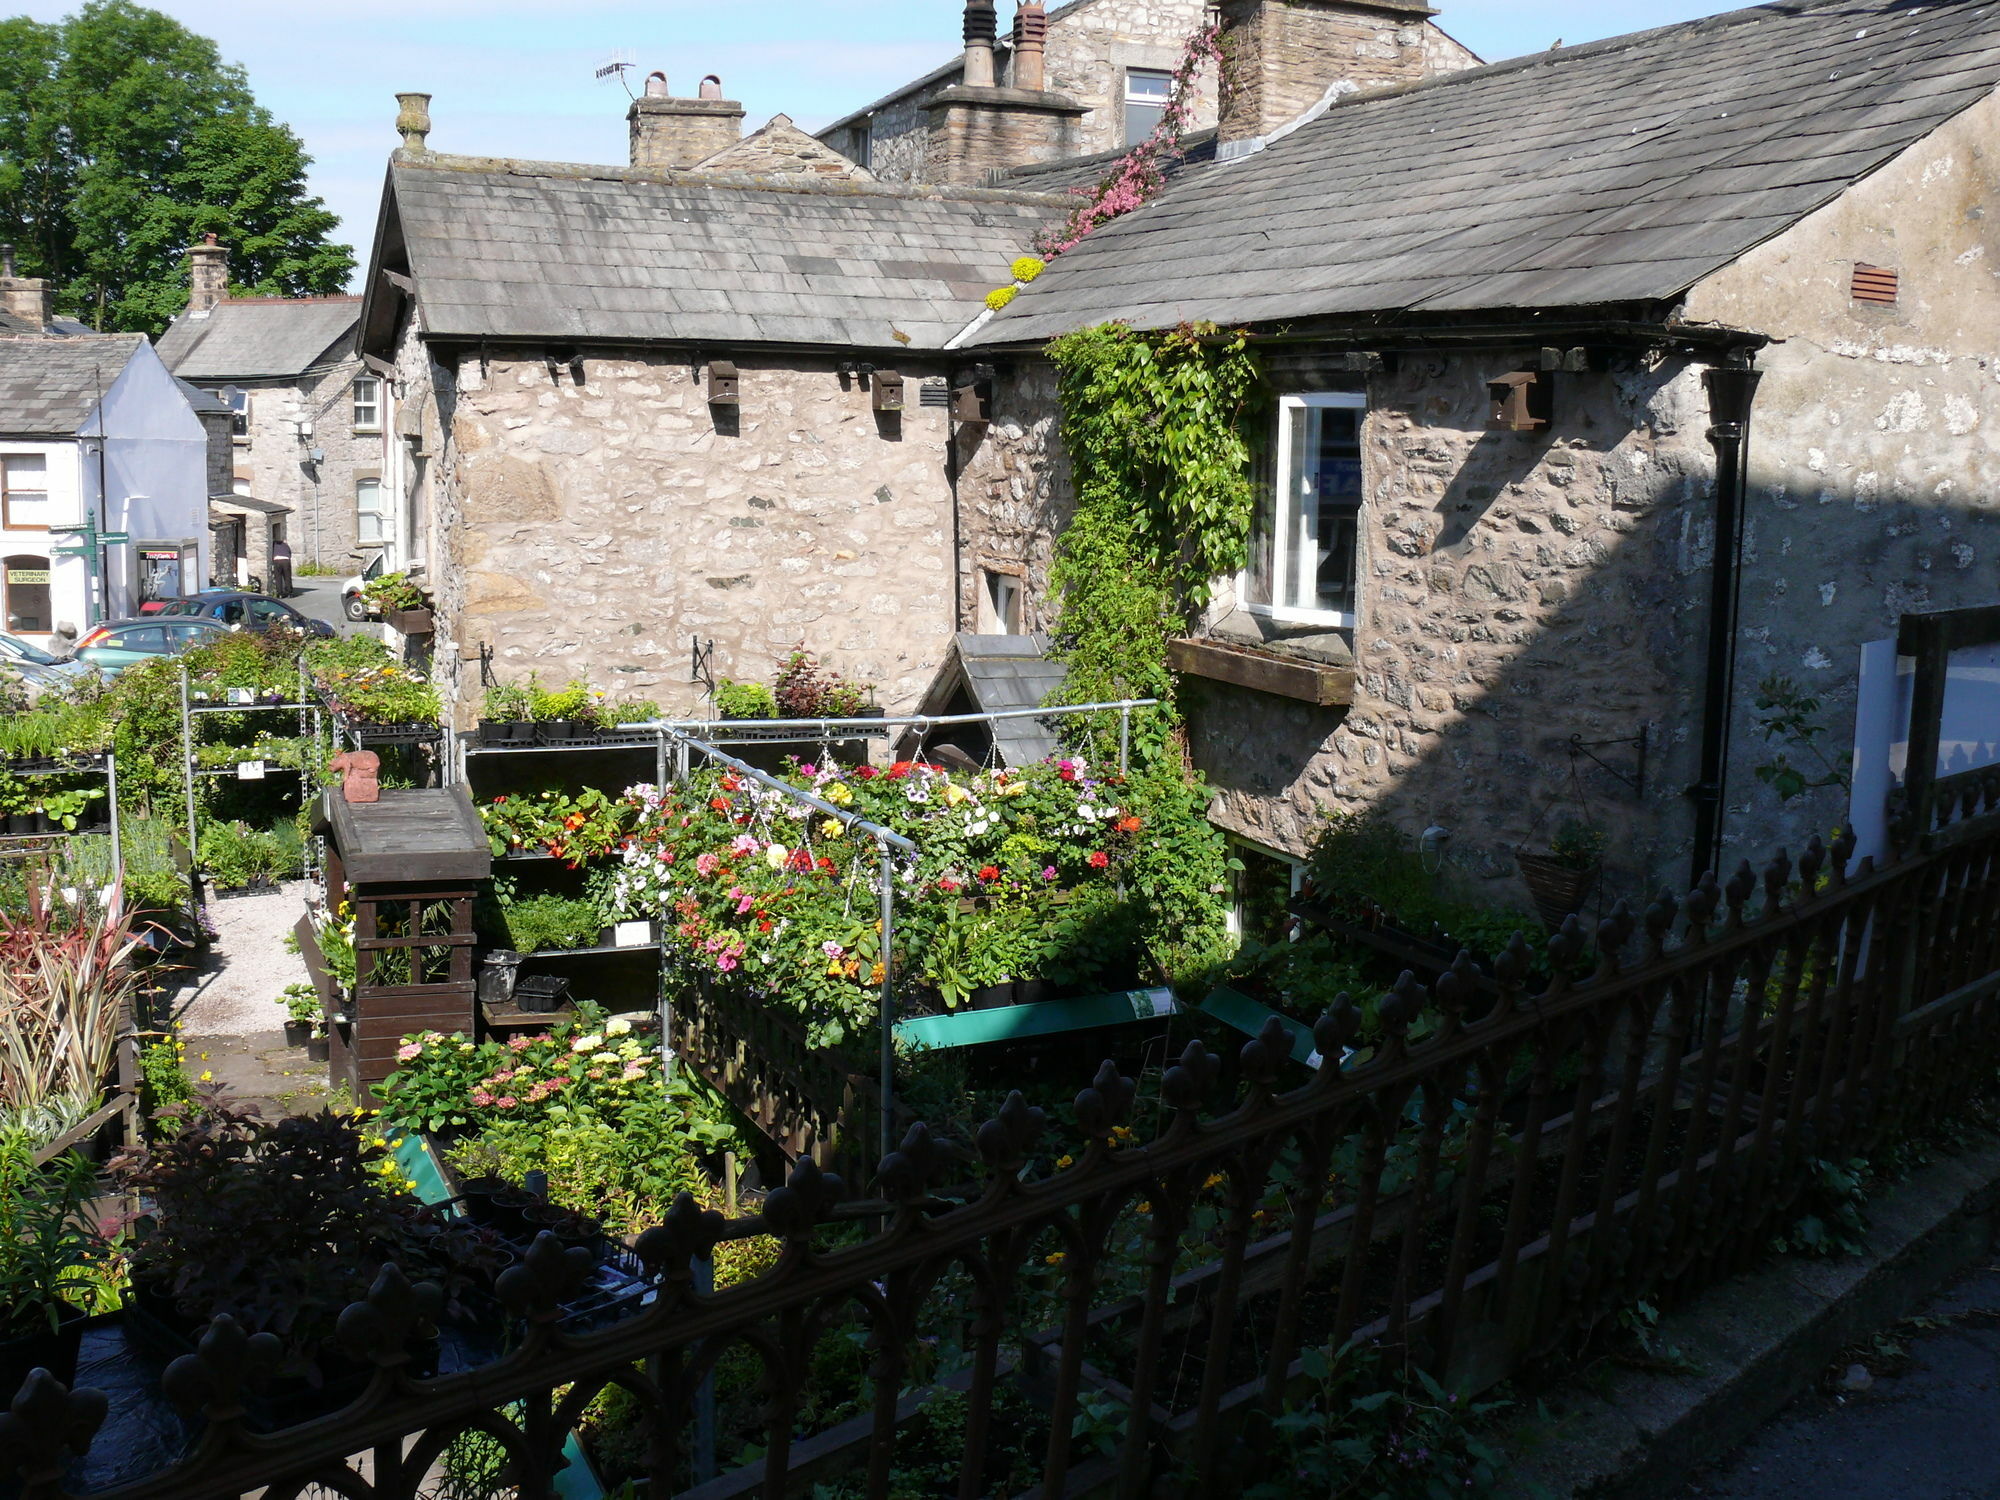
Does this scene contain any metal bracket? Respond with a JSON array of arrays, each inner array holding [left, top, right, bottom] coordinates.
[[1570, 726, 1647, 798], [690, 636, 716, 691]]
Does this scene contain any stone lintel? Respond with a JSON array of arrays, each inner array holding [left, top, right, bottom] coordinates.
[[922, 85, 1089, 117]]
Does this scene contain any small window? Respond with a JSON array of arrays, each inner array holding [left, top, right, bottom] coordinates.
[[352, 376, 381, 432], [356, 477, 388, 545], [1243, 394, 1365, 627], [1, 455, 51, 530], [1227, 840, 1305, 946], [983, 568, 1023, 634], [1124, 68, 1171, 146], [221, 387, 249, 440], [3, 554, 52, 633], [115, 626, 168, 653]]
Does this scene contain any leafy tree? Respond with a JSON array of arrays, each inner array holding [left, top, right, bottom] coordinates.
[[0, 0, 352, 333]]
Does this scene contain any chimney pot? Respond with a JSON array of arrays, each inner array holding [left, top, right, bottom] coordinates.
[[2, 244, 15, 280], [963, 0, 998, 88], [644, 70, 669, 98], [699, 74, 723, 99], [1013, 2, 1048, 92]]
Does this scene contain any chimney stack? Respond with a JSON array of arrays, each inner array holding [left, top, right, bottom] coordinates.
[[1012, 3, 1048, 92], [187, 234, 229, 313], [628, 70, 746, 170], [0, 244, 55, 330], [1216, 0, 1433, 150], [963, 0, 998, 88]]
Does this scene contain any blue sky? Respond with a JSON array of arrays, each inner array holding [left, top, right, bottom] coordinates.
[[23, 1, 1727, 273]]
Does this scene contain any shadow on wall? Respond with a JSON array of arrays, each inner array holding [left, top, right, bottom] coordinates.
[[1186, 356, 1967, 921]]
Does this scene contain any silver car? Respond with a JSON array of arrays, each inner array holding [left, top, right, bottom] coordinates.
[[0, 632, 98, 697]]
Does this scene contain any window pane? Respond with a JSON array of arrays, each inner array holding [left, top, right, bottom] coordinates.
[[1126, 69, 1171, 100], [3, 455, 51, 528], [1124, 101, 1164, 146], [353, 377, 380, 428], [1304, 406, 1362, 616], [356, 478, 384, 543]]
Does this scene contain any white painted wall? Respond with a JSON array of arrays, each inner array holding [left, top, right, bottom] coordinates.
[[0, 438, 88, 638], [91, 341, 211, 620]]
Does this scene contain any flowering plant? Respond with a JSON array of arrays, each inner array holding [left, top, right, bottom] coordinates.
[[312, 659, 441, 725], [479, 788, 635, 865], [616, 755, 1158, 1046]]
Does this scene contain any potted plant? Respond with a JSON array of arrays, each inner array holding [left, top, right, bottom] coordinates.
[[39, 787, 106, 834], [0, 1140, 115, 1400], [597, 698, 661, 745], [280, 983, 319, 1047], [363, 572, 434, 635], [305, 1022, 331, 1062], [1516, 819, 1608, 931], [0, 779, 34, 836], [528, 676, 600, 744], [713, 679, 779, 721], [478, 682, 535, 747]]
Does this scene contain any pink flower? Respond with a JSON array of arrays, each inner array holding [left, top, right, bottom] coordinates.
[[1042, 866, 1058, 881], [496, 1095, 518, 1109], [508, 1035, 534, 1051], [737, 892, 755, 916], [731, 834, 759, 856], [471, 1088, 494, 1107], [717, 953, 738, 972], [623, 1063, 646, 1081], [396, 1042, 422, 1062], [695, 851, 720, 877]]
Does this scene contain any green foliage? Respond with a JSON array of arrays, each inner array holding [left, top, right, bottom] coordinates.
[[0, 1133, 116, 1338], [1771, 1156, 1871, 1258], [279, 982, 319, 1025], [526, 674, 597, 724], [359, 571, 427, 611], [1545, 819, 1607, 872], [1246, 1342, 1513, 1500], [495, 891, 603, 954], [1751, 673, 1851, 803], [136, 1034, 193, 1116], [1043, 320, 1262, 751], [196, 818, 299, 887], [0, 0, 353, 334], [713, 678, 778, 720], [478, 680, 530, 722], [772, 647, 872, 718]]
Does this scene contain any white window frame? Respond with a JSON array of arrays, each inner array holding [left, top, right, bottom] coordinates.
[[352, 376, 381, 433], [1123, 68, 1172, 146], [355, 476, 388, 547], [1223, 835, 1306, 943], [1241, 391, 1366, 630]]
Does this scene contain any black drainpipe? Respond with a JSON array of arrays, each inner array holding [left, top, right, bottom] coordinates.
[[1688, 355, 1762, 887]]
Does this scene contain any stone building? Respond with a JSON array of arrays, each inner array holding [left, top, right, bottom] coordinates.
[[816, 0, 1478, 185], [357, 84, 1065, 721], [156, 238, 379, 578], [956, 0, 2000, 901]]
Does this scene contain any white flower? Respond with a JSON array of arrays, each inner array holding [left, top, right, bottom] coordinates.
[[571, 1034, 605, 1052], [606, 1018, 632, 1036]]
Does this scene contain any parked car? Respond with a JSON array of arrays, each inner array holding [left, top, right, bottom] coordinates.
[[71, 618, 231, 675], [152, 591, 335, 638], [0, 632, 99, 696], [341, 554, 387, 622]]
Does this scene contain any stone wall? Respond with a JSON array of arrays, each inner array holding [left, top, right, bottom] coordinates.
[[426, 347, 960, 725], [629, 96, 746, 171], [699, 115, 874, 179], [961, 347, 1724, 907], [232, 356, 379, 571], [923, 89, 1088, 185], [1679, 86, 2000, 862]]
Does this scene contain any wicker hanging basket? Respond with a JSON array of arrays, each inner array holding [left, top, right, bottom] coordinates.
[[1516, 851, 1600, 932]]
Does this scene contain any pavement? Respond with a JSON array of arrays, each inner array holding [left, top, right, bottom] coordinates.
[[1681, 1263, 2000, 1499], [286, 573, 377, 640]]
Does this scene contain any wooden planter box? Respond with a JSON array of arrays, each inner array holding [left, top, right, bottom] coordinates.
[[1168, 636, 1355, 706], [385, 605, 434, 635]]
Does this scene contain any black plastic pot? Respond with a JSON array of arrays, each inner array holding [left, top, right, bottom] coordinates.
[[486, 1189, 536, 1240], [968, 982, 1015, 1011], [4, 813, 34, 835], [1014, 979, 1056, 1007], [0, 1301, 87, 1401], [284, 1019, 311, 1048], [306, 1032, 330, 1062], [514, 974, 570, 1014], [456, 1175, 510, 1227], [478, 950, 525, 1006]]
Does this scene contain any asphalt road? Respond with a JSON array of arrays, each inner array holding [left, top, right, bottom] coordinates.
[[1682, 1264, 2000, 1499], [286, 574, 375, 640]]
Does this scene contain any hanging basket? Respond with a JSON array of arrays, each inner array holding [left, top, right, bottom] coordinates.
[[1516, 852, 1600, 932]]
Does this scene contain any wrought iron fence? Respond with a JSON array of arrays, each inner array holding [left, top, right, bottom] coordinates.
[[14, 816, 2000, 1499]]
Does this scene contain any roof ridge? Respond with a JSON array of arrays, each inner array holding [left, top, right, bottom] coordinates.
[[393, 150, 1077, 209], [218, 295, 364, 306]]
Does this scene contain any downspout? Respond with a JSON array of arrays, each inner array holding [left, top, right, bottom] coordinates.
[[1688, 354, 1762, 886]]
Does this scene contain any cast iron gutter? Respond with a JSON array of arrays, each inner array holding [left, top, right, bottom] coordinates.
[[1689, 356, 1763, 885]]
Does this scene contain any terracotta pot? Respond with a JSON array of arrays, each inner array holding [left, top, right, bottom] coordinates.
[[1516, 852, 1601, 932]]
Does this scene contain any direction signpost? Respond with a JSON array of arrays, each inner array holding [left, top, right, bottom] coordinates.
[[47, 518, 126, 623]]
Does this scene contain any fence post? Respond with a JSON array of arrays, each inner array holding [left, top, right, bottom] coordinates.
[[877, 835, 896, 1166], [1118, 703, 1131, 774]]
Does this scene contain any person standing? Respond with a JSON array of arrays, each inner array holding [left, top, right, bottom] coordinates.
[[270, 531, 294, 599]]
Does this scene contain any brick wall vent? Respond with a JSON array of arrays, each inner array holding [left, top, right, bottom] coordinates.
[[1851, 264, 1899, 305]]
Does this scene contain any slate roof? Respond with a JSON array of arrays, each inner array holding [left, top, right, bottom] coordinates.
[[973, 0, 2000, 344], [0, 335, 144, 437], [388, 159, 1063, 350], [155, 298, 360, 380], [907, 633, 1069, 766]]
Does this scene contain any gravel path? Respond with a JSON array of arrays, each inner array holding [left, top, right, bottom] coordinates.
[[175, 879, 330, 1116]]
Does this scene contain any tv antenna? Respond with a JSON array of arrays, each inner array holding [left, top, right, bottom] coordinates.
[[593, 49, 638, 96]]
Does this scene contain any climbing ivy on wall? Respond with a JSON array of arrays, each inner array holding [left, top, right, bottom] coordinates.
[[1043, 319, 1262, 732]]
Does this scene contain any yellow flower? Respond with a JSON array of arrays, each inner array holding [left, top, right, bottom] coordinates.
[[1044, 1251, 1064, 1266], [823, 783, 853, 807], [1204, 1173, 1227, 1192], [1011, 255, 1045, 283], [985, 285, 1018, 311], [943, 784, 970, 807], [819, 818, 844, 841], [1055, 1154, 1074, 1170], [198, 1070, 213, 1082]]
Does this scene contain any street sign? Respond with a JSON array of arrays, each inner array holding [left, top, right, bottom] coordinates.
[[99, 532, 129, 544], [50, 545, 93, 557], [47, 523, 91, 534]]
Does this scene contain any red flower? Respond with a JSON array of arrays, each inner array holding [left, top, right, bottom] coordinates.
[[853, 765, 879, 780], [709, 797, 731, 812], [492, 795, 508, 805], [757, 917, 773, 932], [887, 761, 914, 781], [789, 848, 815, 871], [1118, 815, 1143, 833], [720, 774, 740, 791], [938, 878, 960, 893], [1088, 851, 1109, 868], [1059, 767, 1078, 782], [978, 865, 1000, 882], [817, 856, 837, 872]]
